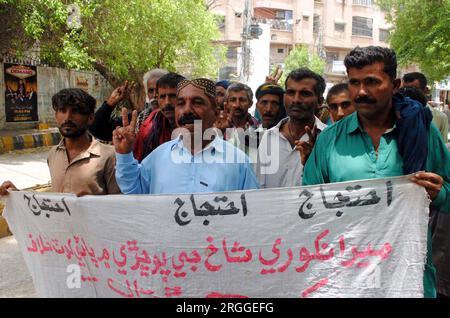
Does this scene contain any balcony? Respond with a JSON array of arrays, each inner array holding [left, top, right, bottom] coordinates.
[[254, 0, 293, 11], [254, 18, 293, 32]]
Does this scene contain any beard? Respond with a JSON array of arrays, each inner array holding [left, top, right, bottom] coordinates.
[[58, 123, 87, 138]]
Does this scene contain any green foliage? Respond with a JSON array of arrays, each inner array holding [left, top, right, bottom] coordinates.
[[276, 45, 325, 85], [3, 0, 225, 84], [376, 0, 450, 82]]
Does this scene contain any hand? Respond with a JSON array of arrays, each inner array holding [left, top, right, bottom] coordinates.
[[294, 125, 318, 166], [265, 65, 283, 85], [410, 172, 444, 201], [106, 81, 131, 107], [0, 181, 18, 196], [128, 81, 145, 111], [112, 107, 138, 154], [214, 110, 233, 133]]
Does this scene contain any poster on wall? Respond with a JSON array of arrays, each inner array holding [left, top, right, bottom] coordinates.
[[4, 63, 38, 122]]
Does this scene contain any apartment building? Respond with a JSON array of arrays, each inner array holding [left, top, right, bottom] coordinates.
[[210, 0, 391, 83]]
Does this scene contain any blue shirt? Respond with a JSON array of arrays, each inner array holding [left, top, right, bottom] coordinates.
[[115, 136, 259, 194]]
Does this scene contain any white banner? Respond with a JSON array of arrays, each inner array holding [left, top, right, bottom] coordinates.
[[4, 176, 429, 298]]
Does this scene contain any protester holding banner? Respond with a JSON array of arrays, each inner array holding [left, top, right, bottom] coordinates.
[[302, 46, 450, 298], [113, 78, 258, 194], [1, 88, 121, 196]]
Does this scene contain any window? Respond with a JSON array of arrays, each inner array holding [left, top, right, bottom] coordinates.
[[352, 0, 373, 6], [313, 14, 320, 35], [352, 16, 373, 37], [379, 29, 389, 42], [277, 48, 284, 54], [226, 47, 238, 59], [335, 22, 345, 32]]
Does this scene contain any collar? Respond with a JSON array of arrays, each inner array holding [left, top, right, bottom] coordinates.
[[56, 134, 102, 157], [170, 131, 225, 154], [273, 116, 327, 132], [346, 112, 397, 135]]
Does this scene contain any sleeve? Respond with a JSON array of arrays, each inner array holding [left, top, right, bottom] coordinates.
[[427, 125, 450, 213], [115, 152, 151, 194], [104, 154, 122, 194], [241, 160, 260, 190], [302, 132, 329, 186], [89, 102, 119, 142], [256, 132, 269, 189]]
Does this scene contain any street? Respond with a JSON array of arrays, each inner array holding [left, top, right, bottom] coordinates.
[[0, 148, 50, 298], [0, 147, 51, 189]]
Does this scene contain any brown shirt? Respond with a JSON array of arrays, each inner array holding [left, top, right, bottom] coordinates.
[[47, 137, 121, 195]]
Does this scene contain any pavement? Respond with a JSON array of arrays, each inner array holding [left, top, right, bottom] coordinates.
[[0, 148, 48, 297], [0, 236, 37, 298], [0, 127, 61, 154]]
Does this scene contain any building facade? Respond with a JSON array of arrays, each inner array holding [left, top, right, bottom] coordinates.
[[210, 0, 391, 84]]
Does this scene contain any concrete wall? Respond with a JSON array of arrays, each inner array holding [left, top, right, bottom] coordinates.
[[0, 63, 113, 130]]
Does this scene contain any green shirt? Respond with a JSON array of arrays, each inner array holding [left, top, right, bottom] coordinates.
[[303, 112, 450, 298]]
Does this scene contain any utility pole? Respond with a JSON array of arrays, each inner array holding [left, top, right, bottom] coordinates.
[[240, 0, 251, 82]]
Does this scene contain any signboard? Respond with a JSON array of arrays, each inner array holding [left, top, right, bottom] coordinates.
[[4, 63, 38, 122]]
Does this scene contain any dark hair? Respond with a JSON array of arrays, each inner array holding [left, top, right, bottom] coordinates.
[[51, 88, 96, 115], [344, 46, 397, 80], [402, 72, 428, 91], [156, 72, 185, 90], [398, 86, 428, 107], [326, 83, 349, 104], [285, 68, 326, 97]]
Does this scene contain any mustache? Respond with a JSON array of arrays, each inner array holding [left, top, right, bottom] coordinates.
[[178, 114, 200, 125], [161, 104, 175, 112], [61, 121, 77, 128], [354, 96, 377, 104], [288, 103, 311, 110]]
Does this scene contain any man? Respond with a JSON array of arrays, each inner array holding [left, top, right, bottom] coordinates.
[[326, 83, 355, 123], [258, 68, 327, 188], [402, 72, 449, 142], [215, 80, 230, 111], [1, 88, 121, 196], [255, 83, 286, 129], [136, 68, 169, 132], [223, 83, 261, 162], [303, 46, 450, 298], [133, 72, 185, 162], [90, 69, 168, 142], [113, 78, 258, 194]]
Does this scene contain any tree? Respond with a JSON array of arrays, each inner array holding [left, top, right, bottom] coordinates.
[[1, 0, 225, 100], [276, 45, 325, 86], [377, 0, 450, 82]]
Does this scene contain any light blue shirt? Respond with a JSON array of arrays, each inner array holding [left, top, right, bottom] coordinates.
[[115, 136, 259, 194]]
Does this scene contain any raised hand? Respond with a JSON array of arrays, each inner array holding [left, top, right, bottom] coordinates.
[[106, 81, 130, 107], [112, 107, 138, 154], [295, 125, 318, 166], [265, 65, 283, 85]]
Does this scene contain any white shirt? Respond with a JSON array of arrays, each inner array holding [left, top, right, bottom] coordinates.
[[257, 116, 327, 188]]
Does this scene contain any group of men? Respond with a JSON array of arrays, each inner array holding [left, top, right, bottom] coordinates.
[[1, 45, 450, 298]]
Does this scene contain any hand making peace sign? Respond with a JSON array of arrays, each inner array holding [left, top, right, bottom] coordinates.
[[112, 107, 138, 154]]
